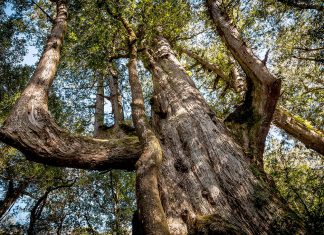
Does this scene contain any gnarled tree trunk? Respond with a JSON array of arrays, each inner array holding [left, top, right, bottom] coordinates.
[[0, 1, 308, 234], [145, 37, 303, 234]]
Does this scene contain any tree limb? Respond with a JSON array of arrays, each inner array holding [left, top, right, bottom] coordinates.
[[207, 0, 281, 168], [178, 46, 229, 82], [31, 0, 54, 23], [180, 45, 324, 155], [0, 0, 141, 171]]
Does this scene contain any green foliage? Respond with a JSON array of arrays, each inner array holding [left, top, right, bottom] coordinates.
[[265, 136, 323, 234]]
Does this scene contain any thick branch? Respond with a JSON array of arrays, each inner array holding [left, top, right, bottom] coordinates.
[[273, 107, 324, 155], [182, 50, 324, 154], [0, 0, 141, 171], [207, 0, 281, 167]]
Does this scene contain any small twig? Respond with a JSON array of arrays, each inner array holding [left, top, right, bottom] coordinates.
[[262, 49, 270, 65], [31, 0, 54, 23], [294, 47, 324, 52]]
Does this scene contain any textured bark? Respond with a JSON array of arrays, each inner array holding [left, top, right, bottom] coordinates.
[[273, 107, 324, 155], [180, 47, 324, 155], [0, 180, 29, 219], [128, 35, 170, 235], [94, 75, 105, 137], [103, 2, 170, 232], [227, 54, 246, 93], [0, 0, 141, 171], [145, 37, 303, 234], [207, 0, 281, 168]]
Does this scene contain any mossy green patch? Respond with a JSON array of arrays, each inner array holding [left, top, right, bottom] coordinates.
[[191, 214, 243, 235]]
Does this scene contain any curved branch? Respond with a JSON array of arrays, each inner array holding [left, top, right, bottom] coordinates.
[[0, 0, 141, 171], [27, 182, 74, 235]]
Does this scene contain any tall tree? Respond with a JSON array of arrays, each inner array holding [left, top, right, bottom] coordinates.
[[1, 0, 322, 233]]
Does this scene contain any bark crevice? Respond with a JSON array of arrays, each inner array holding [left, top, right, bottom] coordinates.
[[145, 36, 303, 234]]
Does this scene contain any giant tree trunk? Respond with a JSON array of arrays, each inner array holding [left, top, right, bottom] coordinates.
[[145, 37, 303, 234], [0, 1, 307, 234]]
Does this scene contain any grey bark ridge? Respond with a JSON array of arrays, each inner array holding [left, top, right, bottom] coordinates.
[[146, 36, 303, 234]]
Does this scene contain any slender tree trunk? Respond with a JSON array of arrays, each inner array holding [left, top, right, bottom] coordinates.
[[0, 180, 29, 219], [110, 171, 121, 233], [27, 183, 73, 235], [94, 75, 105, 137], [56, 214, 66, 235], [27, 190, 49, 235], [103, 5, 170, 233], [128, 38, 170, 235], [108, 64, 124, 126], [145, 37, 303, 234]]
